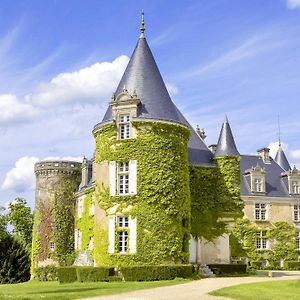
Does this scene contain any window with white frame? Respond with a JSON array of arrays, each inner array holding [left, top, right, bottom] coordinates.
[[294, 205, 300, 222], [78, 198, 84, 218], [254, 178, 263, 192], [296, 232, 300, 250], [118, 162, 129, 195], [292, 181, 300, 194], [117, 216, 129, 253], [50, 242, 55, 251], [256, 231, 267, 249], [255, 203, 267, 221], [119, 115, 130, 139]]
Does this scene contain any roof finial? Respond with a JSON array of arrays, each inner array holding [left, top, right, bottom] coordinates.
[[140, 10, 145, 37]]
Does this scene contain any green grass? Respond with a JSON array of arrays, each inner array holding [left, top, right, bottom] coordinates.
[[210, 280, 300, 300], [0, 278, 190, 300]]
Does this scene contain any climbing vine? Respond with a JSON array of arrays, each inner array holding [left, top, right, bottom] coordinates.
[[75, 190, 94, 255], [231, 218, 298, 268], [93, 121, 191, 266], [190, 156, 243, 241]]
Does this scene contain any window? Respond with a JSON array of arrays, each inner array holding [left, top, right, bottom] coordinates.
[[294, 205, 300, 222], [119, 115, 130, 139], [254, 178, 262, 192], [256, 231, 267, 249], [118, 162, 129, 195], [50, 242, 55, 251], [255, 203, 267, 221], [78, 198, 84, 218], [117, 216, 129, 253], [292, 181, 300, 194], [296, 232, 300, 250]]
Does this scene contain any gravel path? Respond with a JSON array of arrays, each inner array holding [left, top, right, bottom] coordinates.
[[80, 272, 300, 300]]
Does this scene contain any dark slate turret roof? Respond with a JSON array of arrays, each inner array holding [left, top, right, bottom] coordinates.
[[274, 144, 291, 171], [101, 33, 213, 166], [215, 116, 239, 157]]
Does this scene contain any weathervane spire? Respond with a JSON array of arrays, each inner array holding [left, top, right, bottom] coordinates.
[[278, 114, 281, 147], [140, 10, 145, 37]]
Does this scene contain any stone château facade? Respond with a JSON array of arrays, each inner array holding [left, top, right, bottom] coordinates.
[[31, 14, 300, 272]]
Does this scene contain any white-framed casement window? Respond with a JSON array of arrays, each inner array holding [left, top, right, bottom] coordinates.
[[256, 231, 267, 249], [296, 232, 300, 250], [292, 181, 300, 194], [78, 198, 84, 218], [109, 161, 137, 196], [294, 205, 300, 222], [108, 215, 137, 254], [50, 242, 55, 251], [254, 178, 263, 192], [255, 203, 267, 221], [74, 229, 82, 250], [119, 115, 130, 139]]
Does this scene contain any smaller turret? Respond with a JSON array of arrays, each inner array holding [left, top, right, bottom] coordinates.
[[215, 115, 239, 157], [275, 143, 291, 171]]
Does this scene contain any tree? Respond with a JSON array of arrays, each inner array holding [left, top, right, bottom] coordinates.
[[6, 198, 34, 247], [0, 206, 8, 240]]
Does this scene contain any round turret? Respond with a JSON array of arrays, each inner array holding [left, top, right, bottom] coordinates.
[[31, 160, 82, 274]]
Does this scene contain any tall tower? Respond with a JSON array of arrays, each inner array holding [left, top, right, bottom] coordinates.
[[31, 160, 81, 274]]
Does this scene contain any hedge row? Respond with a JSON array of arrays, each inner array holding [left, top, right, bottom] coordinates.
[[284, 261, 300, 270], [57, 266, 112, 283], [35, 266, 58, 281], [208, 264, 247, 276], [119, 265, 193, 281]]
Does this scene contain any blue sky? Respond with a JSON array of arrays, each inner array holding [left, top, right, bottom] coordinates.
[[0, 0, 300, 208]]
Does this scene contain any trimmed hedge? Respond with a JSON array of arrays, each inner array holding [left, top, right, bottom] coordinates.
[[119, 265, 193, 281], [57, 266, 112, 283], [284, 261, 300, 270], [35, 266, 58, 281], [208, 264, 247, 276]]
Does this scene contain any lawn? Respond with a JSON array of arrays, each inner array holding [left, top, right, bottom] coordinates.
[[0, 278, 190, 300], [210, 280, 300, 300]]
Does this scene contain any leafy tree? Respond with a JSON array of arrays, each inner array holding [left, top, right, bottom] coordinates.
[[0, 234, 30, 283], [6, 198, 33, 247]]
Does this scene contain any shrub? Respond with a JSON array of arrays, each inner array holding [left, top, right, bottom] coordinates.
[[35, 266, 58, 281], [119, 264, 193, 281], [208, 264, 247, 276], [284, 261, 300, 270], [0, 235, 30, 283], [57, 266, 112, 283], [76, 267, 111, 282], [57, 267, 77, 283]]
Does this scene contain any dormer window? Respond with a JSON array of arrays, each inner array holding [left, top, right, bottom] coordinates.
[[254, 178, 263, 192], [119, 115, 130, 139], [244, 164, 266, 194], [292, 181, 300, 194], [282, 166, 300, 195]]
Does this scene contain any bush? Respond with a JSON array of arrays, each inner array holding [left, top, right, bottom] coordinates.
[[0, 235, 30, 283], [76, 267, 111, 282], [57, 266, 112, 283], [57, 267, 77, 283], [284, 261, 300, 270], [119, 265, 193, 281], [208, 264, 247, 276], [35, 266, 58, 281]]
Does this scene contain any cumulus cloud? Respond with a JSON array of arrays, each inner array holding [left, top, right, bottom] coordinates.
[[166, 83, 179, 96], [267, 141, 288, 159], [27, 55, 129, 107], [1, 156, 39, 192], [0, 55, 129, 126], [287, 0, 300, 9], [0, 94, 39, 124], [1, 156, 84, 192]]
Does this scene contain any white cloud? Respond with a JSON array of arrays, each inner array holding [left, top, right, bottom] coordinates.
[[268, 141, 288, 159], [290, 149, 300, 161], [287, 0, 300, 9], [1, 156, 84, 193], [166, 83, 179, 96], [0, 94, 39, 124], [27, 55, 129, 107], [1, 156, 39, 192]]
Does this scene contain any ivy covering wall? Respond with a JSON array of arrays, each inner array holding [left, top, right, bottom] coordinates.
[[75, 190, 94, 255], [190, 156, 243, 241], [231, 218, 299, 267], [93, 121, 191, 266]]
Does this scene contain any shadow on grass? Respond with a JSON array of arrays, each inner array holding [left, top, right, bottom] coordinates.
[[29, 287, 100, 294]]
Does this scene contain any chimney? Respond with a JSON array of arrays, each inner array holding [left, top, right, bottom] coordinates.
[[209, 144, 217, 154], [257, 147, 271, 163]]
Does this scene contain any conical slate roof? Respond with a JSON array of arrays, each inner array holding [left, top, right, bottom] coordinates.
[[215, 116, 239, 157], [275, 144, 291, 171], [101, 27, 213, 165]]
